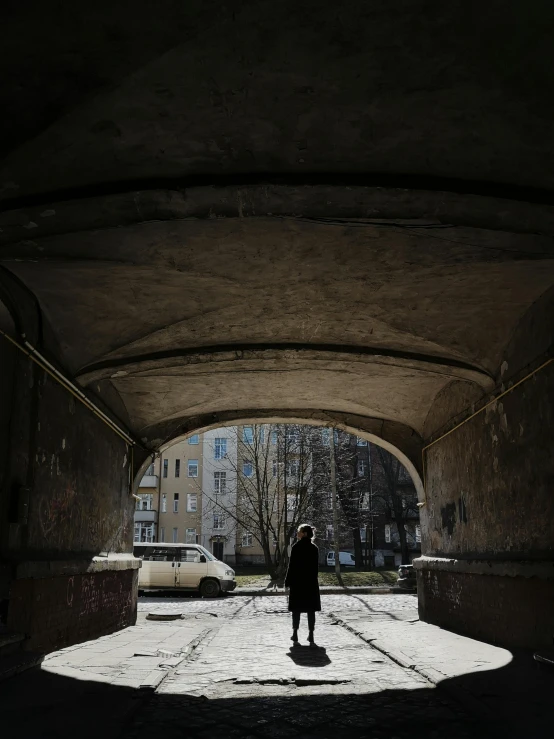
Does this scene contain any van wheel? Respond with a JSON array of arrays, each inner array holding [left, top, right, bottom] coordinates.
[[200, 579, 221, 598]]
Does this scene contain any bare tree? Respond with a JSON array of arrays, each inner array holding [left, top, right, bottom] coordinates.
[[373, 446, 419, 565], [201, 424, 326, 580]]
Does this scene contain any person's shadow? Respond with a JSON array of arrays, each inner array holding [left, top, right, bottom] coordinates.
[[286, 644, 331, 667]]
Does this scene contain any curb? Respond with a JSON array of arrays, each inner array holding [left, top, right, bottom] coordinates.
[[231, 586, 413, 597], [0, 651, 43, 683]]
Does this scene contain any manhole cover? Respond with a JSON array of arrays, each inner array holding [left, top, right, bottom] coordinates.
[[146, 611, 183, 621]]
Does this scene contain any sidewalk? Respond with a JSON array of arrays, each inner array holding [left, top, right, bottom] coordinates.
[[41, 617, 212, 689]]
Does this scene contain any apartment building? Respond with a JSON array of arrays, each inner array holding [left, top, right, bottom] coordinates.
[[133, 461, 160, 543], [158, 435, 203, 544], [134, 433, 204, 545], [234, 424, 312, 565], [200, 428, 238, 563], [234, 424, 272, 564]]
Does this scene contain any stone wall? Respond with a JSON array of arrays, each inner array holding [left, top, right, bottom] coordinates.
[[417, 357, 554, 647], [8, 564, 138, 653], [417, 562, 554, 648], [0, 333, 139, 651]]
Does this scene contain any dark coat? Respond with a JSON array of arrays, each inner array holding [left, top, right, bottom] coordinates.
[[284, 537, 321, 612]]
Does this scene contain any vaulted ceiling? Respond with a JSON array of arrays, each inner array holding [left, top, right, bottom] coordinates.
[[1, 1, 553, 454]]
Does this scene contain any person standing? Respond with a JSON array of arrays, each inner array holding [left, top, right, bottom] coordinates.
[[284, 524, 321, 645]]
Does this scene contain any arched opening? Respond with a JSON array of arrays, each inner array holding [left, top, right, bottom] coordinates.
[[133, 421, 423, 590]]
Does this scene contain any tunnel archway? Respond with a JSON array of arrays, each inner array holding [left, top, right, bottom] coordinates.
[[1, 1, 553, 653], [136, 413, 425, 504]]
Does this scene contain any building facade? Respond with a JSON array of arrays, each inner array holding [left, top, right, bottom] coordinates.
[[134, 433, 205, 546], [200, 428, 238, 563]]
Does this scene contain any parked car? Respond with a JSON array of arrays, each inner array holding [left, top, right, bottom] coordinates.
[[133, 543, 236, 597], [326, 551, 356, 567], [397, 563, 417, 589]]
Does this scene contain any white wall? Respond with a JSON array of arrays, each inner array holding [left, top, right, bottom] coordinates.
[[200, 427, 238, 562]]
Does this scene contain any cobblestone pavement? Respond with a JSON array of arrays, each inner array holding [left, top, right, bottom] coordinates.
[[137, 593, 419, 619], [3, 594, 535, 738]]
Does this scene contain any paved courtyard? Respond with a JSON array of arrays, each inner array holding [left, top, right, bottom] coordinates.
[[1, 594, 549, 738]]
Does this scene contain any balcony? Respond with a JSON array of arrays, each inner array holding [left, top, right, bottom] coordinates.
[[134, 509, 158, 523], [139, 475, 158, 488]]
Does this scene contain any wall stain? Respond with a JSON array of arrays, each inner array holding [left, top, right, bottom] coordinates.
[[441, 502, 457, 536]]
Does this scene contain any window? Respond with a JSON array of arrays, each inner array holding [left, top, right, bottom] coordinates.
[[358, 460, 366, 475], [321, 428, 330, 446], [188, 434, 199, 445], [357, 437, 368, 446], [172, 527, 178, 543], [214, 438, 227, 460], [214, 471, 226, 494], [287, 495, 297, 512], [271, 430, 278, 445], [326, 524, 334, 539], [385, 524, 391, 543], [159, 527, 165, 542], [143, 547, 172, 562], [163, 459, 168, 478], [241, 532, 253, 547], [134, 522, 155, 542], [415, 524, 421, 543], [286, 428, 300, 443], [188, 460, 199, 477], [175, 459, 180, 477], [259, 428, 265, 444], [145, 462, 155, 475], [213, 513, 224, 530], [360, 526, 367, 542], [272, 460, 277, 477], [180, 547, 201, 562], [161, 494, 167, 513], [173, 493, 179, 513], [243, 459, 253, 477], [187, 494, 197, 512], [185, 528, 197, 544], [136, 494, 153, 511], [287, 460, 299, 477], [243, 426, 254, 444]]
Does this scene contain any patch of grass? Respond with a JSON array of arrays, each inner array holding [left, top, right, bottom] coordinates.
[[318, 569, 398, 586], [232, 566, 397, 588], [233, 566, 273, 587]]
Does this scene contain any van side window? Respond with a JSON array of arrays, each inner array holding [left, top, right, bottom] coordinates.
[[145, 548, 174, 562], [179, 548, 201, 563]]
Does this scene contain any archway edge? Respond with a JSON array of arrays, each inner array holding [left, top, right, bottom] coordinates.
[[136, 408, 425, 502], [3, 183, 554, 247]]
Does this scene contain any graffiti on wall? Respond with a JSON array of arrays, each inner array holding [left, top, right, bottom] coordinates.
[[39, 483, 76, 540]]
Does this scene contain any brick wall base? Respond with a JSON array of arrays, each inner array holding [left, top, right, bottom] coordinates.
[[8, 568, 138, 653], [417, 566, 554, 648]]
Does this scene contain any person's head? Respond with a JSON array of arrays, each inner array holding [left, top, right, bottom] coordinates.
[[297, 524, 315, 540]]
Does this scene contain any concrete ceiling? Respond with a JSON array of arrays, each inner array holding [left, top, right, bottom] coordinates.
[[1, 2, 553, 453]]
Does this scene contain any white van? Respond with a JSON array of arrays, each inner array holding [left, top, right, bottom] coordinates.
[[133, 543, 236, 597], [326, 551, 356, 567]]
